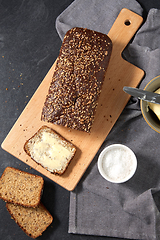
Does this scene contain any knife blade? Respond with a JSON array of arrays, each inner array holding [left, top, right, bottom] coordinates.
[[123, 86, 160, 105]]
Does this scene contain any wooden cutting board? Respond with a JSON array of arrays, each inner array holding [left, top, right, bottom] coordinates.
[[1, 8, 144, 191]]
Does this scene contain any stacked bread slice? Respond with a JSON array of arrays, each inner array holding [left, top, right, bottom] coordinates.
[[0, 167, 53, 238]]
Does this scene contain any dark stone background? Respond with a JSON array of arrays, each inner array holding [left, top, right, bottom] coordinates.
[[0, 0, 160, 239]]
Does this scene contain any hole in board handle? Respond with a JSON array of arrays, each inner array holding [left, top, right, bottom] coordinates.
[[124, 19, 131, 26]]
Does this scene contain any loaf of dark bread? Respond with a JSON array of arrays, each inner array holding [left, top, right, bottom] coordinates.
[[41, 27, 112, 132], [24, 125, 76, 175], [0, 167, 44, 207], [6, 202, 53, 239]]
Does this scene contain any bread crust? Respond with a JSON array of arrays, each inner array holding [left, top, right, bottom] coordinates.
[[24, 125, 76, 175], [0, 167, 44, 207], [41, 27, 112, 132]]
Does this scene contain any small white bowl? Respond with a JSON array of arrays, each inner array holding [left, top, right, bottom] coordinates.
[[97, 144, 137, 183]]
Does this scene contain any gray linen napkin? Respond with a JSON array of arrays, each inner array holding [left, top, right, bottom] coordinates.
[[56, 1, 160, 239]]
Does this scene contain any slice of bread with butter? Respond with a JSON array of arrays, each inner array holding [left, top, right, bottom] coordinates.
[[24, 125, 76, 175]]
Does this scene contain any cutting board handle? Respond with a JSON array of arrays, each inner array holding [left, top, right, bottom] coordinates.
[[108, 8, 143, 54]]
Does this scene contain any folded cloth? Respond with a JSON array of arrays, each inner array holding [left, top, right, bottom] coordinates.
[[56, 0, 142, 40], [56, 1, 160, 239]]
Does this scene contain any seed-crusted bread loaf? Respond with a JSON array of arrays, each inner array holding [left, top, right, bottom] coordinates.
[[6, 202, 53, 239], [41, 27, 112, 132], [0, 167, 44, 207], [24, 125, 76, 175]]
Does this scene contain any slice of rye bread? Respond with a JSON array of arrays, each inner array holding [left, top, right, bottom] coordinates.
[[24, 125, 76, 175], [0, 167, 44, 207], [6, 202, 53, 239]]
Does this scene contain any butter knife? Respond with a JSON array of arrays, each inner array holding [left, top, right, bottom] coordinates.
[[123, 86, 160, 105]]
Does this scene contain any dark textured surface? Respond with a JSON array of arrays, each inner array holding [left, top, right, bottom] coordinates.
[[0, 0, 159, 240]]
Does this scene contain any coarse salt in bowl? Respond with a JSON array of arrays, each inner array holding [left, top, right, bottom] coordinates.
[[98, 144, 137, 183]]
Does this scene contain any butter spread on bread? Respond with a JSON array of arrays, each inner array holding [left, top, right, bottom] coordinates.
[[24, 125, 76, 175]]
